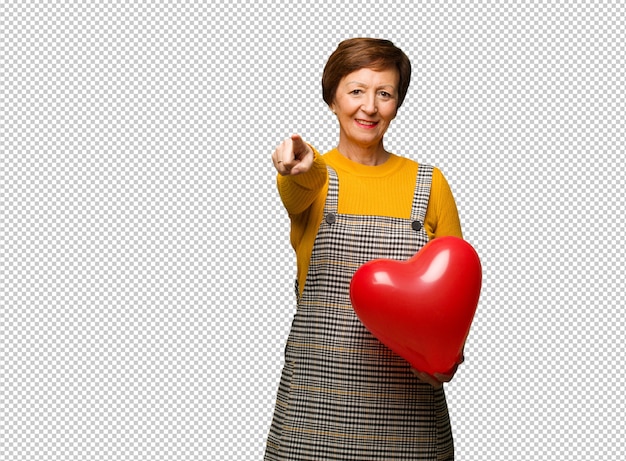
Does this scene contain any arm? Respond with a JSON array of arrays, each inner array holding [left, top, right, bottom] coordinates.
[[425, 168, 462, 239]]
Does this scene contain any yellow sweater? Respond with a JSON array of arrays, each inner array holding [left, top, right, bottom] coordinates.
[[277, 147, 463, 295]]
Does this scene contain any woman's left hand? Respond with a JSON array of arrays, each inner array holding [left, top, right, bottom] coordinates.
[[411, 354, 464, 388]]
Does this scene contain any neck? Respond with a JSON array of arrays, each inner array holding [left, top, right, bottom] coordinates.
[[336, 140, 390, 166]]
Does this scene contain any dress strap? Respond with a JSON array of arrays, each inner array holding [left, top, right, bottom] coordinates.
[[410, 164, 433, 226], [324, 166, 339, 216]]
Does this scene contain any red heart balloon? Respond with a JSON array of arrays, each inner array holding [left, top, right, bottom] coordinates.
[[350, 236, 482, 375]]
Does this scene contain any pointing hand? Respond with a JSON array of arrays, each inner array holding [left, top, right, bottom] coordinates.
[[272, 134, 314, 176]]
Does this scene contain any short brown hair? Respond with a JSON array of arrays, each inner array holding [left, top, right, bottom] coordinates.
[[322, 38, 412, 108]]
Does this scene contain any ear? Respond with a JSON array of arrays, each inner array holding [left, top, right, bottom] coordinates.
[[329, 103, 337, 114]]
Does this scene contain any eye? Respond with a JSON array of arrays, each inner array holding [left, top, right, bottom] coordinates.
[[350, 89, 363, 95], [379, 91, 393, 98]]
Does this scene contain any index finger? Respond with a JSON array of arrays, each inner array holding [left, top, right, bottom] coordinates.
[[290, 133, 306, 153]]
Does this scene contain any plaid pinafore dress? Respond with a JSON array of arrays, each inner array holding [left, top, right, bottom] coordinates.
[[265, 165, 454, 460]]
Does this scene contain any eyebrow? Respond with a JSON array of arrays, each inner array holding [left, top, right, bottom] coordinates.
[[345, 81, 397, 89]]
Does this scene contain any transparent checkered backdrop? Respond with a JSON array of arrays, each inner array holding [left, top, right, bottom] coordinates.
[[1, 0, 624, 460]]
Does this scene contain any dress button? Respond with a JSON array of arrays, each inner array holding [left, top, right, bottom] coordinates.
[[325, 213, 336, 224], [411, 220, 422, 231]]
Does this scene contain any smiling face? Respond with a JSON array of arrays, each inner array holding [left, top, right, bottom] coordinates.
[[330, 67, 400, 156]]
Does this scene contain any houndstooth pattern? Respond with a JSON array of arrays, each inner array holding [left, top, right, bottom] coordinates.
[[265, 164, 454, 460]]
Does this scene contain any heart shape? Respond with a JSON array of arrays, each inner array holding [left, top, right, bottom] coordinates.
[[350, 236, 482, 375]]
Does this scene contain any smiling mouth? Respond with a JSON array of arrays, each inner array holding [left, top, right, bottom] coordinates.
[[356, 119, 378, 127]]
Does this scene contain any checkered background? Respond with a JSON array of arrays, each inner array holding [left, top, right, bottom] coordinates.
[[1, 1, 624, 459]]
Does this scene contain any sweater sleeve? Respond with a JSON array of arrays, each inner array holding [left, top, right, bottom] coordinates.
[[424, 167, 463, 239], [276, 146, 328, 216]]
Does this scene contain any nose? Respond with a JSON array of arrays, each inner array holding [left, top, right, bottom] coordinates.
[[361, 94, 377, 114]]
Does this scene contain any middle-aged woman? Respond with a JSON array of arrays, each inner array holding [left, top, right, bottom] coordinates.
[[265, 38, 464, 460]]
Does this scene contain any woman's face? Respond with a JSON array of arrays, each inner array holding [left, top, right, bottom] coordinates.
[[330, 67, 400, 151]]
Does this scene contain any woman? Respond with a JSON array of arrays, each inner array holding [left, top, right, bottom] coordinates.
[[265, 38, 464, 461]]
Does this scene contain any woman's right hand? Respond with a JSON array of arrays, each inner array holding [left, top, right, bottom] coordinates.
[[272, 134, 314, 176]]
